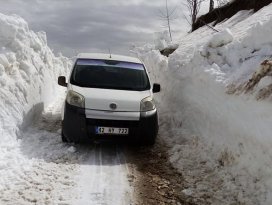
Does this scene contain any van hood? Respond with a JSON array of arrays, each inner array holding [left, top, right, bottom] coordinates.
[[70, 85, 152, 112]]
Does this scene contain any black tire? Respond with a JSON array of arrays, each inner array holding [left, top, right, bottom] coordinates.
[[141, 135, 156, 146], [143, 139, 156, 146], [61, 130, 68, 143]]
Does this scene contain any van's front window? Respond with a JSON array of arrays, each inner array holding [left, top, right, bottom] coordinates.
[[70, 59, 151, 91]]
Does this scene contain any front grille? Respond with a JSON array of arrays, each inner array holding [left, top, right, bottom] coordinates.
[[86, 118, 140, 127]]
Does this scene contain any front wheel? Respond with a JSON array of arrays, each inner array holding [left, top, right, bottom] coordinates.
[[142, 138, 156, 146], [61, 130, 68, 143], [140, 133, 157, 146]]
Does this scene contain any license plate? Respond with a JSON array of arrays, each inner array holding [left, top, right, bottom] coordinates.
[[95, 127, 129, 135]]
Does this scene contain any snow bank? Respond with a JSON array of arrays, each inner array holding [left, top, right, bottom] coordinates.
[[135, 3, 272, 204], [153, 30, 179, 52], [154, 31, 171, 50], [0, 13, 71, 201], [207, 28, 234, 48]]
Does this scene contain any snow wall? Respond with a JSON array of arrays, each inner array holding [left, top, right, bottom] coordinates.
[[134, 4, 272, 205], [0, 13, 71, 190]]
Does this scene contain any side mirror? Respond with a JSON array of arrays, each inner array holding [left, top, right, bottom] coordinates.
[[152, 83, 161, 93], [58, 76, 67, 87]]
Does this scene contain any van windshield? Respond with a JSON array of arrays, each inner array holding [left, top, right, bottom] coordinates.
[[70, 59, 151, 91]]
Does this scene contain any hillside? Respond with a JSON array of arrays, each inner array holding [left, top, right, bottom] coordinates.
[[193, 0, 272, 31], [134, 2, 272, 204]]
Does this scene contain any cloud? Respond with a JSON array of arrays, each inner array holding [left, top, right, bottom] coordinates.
[[0, 0, 189, 57]]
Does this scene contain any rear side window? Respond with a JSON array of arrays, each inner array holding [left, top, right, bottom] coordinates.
[[70, 59, 151, 91]]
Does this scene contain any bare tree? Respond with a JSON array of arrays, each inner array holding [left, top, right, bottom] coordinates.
[[158, 0, 177, 41], [209, 0, 229, 13], [216, 0, 229, 7], [209, 0, 214, 12], [184, 0, 205, 28]]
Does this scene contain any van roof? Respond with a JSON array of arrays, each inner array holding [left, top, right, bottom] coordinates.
[[77, 53, 142, 64]]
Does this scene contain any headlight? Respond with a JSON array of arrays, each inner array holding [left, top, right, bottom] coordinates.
[[66, 90, 85, 108], [140, 96, 155, 112]]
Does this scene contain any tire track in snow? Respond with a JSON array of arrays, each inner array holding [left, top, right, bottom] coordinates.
[[74, 144, 132, 205]]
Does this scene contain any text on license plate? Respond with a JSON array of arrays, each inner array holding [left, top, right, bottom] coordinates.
[[96, 127, 129, 135]]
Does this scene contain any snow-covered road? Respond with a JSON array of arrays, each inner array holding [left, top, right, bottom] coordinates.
[[0, 96, 132, 204], [2, 95, 186, 205], [74, 145, 132, 205]]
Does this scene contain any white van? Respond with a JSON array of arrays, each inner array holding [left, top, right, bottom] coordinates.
[[58, 53, 160, 145]]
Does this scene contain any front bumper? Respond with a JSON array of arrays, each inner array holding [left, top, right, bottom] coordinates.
[[62, 102, 158, 143]]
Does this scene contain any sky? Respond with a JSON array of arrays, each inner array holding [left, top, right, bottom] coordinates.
[[0, 0, 197, 57]]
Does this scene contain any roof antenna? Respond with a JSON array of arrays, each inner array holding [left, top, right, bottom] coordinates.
[[108, 48, 112, 58]]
